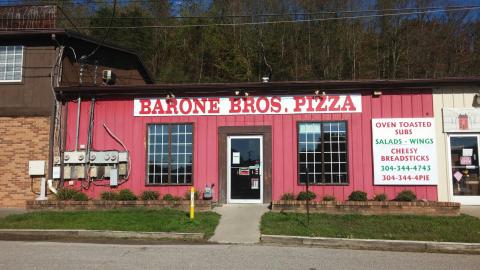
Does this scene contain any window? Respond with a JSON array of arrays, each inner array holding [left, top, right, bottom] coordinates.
[[147, 124, 193, 185], [0, 46, 23, 82], [298, 122, 348, 184]]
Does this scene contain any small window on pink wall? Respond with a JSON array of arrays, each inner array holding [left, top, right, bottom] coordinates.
[[298, 121, 348, 185], [147, 124, 193, 185]]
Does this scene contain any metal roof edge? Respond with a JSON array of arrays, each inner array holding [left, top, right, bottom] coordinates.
[[54, 77, 480, 100]]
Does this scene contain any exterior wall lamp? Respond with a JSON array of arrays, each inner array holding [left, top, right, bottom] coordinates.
[[475, 92, 480, 107], [314, 90, 326, 98], [373, 90, 383, 97]]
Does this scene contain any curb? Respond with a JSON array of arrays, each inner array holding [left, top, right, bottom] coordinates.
[[0, 229, 204, 242], [260, 235, 480, 254]]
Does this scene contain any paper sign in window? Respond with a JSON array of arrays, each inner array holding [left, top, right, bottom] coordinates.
[[239, 168, 249, 175], [232, 152, 240, 164], [463, 148, 473, 157], [460, 156, 472, 165], [453, 171, 463, 182], [251, 178, 259, 189]]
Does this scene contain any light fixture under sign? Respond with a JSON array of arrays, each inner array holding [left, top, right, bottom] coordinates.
[[373, 90, 382, 97], [475, 92, 480, 107], [314, 90, 326, 98]]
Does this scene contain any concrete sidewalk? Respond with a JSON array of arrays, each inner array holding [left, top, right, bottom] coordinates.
[[209, 204, 269, 244], [460, 206, 480, 219]]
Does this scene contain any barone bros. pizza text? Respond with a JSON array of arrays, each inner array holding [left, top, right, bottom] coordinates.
[[136, 95, 359, 115]]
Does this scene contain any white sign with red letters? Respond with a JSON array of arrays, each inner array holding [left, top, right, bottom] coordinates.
[[134, 95, 362, 116], [372, 118, 438, 185]]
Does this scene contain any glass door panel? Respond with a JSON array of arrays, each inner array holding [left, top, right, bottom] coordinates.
[[450, 136, 480, 197]]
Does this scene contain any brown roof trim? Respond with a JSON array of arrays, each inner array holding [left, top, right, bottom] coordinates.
[[54, 77, 480, 100], [0, 28, 154, 84]]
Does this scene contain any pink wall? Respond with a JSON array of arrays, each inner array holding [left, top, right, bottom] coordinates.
[[65, 89, 437, 201]]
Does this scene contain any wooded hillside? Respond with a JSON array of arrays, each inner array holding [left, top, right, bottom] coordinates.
[[18, 0, 480, 83]]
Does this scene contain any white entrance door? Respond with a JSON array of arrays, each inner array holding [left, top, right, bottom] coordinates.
[[227, 135, 263, 203], [448, 134, 480, 205]]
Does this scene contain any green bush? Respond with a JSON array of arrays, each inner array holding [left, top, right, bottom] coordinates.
[[163, 194, 174, 201], [280, 193, 295, 201], [373, 193, 388, 201], [395, 190, 417, 202], [173, 196, 183, 201], [100, 191, 119, 201], [140, 190, 159, 201], [55, 188, 77, 200], [348, 191, 368, 201], [118, 189, 137, 201], [184, 190, 199, 200], [72, 192, 88, 201], [55, 188, 88, 201], [296, 191, 316, 201], [322, 195, 336, 201]]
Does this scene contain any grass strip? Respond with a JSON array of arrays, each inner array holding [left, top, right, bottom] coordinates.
[[261, 212, 480, 243], [0, 208, 220, 238]]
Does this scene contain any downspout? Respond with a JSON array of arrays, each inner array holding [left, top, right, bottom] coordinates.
[[82, 97, 95, 190], [48, 43, 64, 188], [47, 99, 56, 182], [59, 101, 68, 188], [75, 96, 81, 150]]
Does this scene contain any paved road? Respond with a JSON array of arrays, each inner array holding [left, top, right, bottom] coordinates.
[[0, 241, 479, 270]]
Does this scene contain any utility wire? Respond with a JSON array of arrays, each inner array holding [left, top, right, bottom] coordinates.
[[1, 1, 479, 16], [57, 6, 83, 34], [84, 0, 117, 60], [51, 4, 480, 20], [65, 6, 480, 29], [37, 5, 472, 21]]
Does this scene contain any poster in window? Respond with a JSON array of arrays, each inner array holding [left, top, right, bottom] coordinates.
[[232, 152, 240, 164], [462, 148, 473, 157], [460, 156, 472, 165], [251, 178, 259, 189], [453, 171, 463, 182]]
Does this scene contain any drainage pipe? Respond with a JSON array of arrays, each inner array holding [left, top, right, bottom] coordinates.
[[59, 101, 68, 187], [82, 98, 95, 190], [75, 96, 81, 150]]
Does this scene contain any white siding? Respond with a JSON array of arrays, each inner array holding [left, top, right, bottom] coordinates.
[[433, 87, 478, 202]]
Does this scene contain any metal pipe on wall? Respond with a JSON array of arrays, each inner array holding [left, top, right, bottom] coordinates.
[[47, 99, 56, 183], [75, 96, 81, 150], [82, 98, 96, 190], [59, 101, 68, 188]]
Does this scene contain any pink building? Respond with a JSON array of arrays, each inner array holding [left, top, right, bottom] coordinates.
[[53, 79, 479, 203]]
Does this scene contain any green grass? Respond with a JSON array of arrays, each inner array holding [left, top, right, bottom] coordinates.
[[0, 208, 220, 238], [261, 212, 480, 243]]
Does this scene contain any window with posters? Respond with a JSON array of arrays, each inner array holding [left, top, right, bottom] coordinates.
[[449, 136, 480, 197]]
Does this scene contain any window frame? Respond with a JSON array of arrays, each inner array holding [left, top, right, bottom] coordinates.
[[145, 122, 194, 186], [296, 121, 349, 186], [0, 45, 24, 83]]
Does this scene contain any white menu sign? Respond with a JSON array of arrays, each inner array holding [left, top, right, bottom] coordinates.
[[372, 118, 438, 185]]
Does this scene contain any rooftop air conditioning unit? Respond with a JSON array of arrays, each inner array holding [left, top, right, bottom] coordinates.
[[102, 69, 115, 85]]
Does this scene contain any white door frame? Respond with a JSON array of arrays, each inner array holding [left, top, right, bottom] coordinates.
[[447, 134, 480, 205], [227, 135, 263, 204]]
